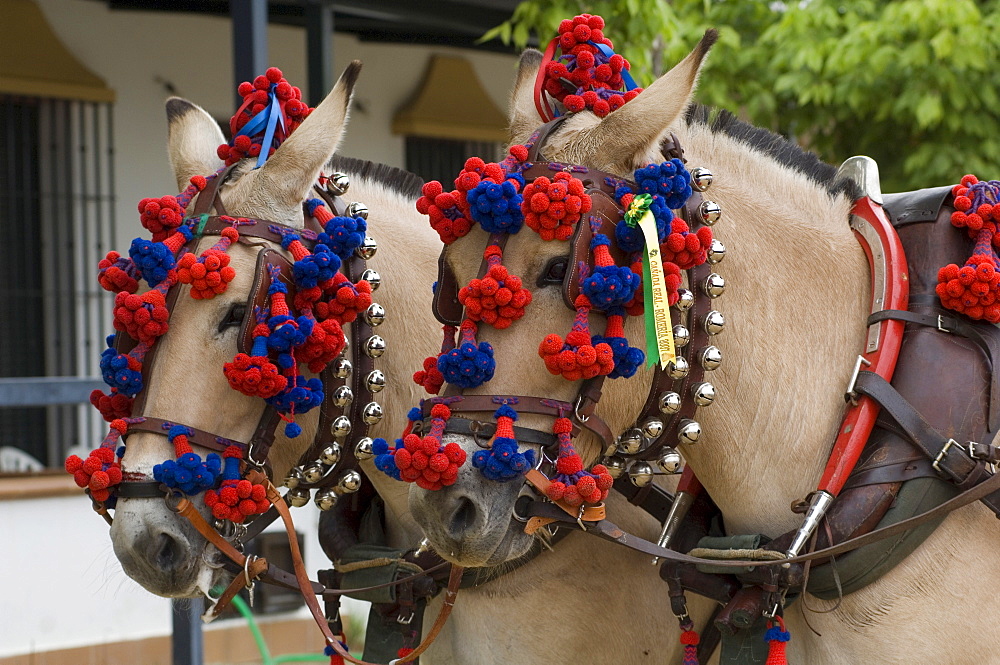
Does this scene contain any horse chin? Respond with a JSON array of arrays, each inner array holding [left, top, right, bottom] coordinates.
[[110, 496, 222, 598]]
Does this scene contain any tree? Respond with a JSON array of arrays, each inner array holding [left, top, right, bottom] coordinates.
[[485, 0, 1000, 191]]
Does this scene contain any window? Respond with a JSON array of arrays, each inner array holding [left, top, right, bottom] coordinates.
[[405, 136, 502, 186], [0, 95, 115, 471]]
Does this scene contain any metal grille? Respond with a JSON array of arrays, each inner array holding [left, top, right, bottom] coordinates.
[[0, 95, 115, 470], [405, 136, 502, 187]]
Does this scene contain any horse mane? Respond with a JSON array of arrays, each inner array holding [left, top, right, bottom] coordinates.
[[684, 104, 859, 200], [327, 155, 425, 199]]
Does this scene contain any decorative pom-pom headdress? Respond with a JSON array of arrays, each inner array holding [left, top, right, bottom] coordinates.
[[69, 67, 372, 508], [937, 175, 1000, 323]]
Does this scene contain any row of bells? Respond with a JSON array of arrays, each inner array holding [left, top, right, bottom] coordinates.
[[281, 176, 386, 511], [603, 166, 725, 488]]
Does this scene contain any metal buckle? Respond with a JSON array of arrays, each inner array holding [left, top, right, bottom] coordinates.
[[576, 505, 588, 531], [937, 315, 952, 333], [932, 438, 959, 474], [845, 355, 872, 406], [573, 395, 590, 423], [396, 609, 414, 625]]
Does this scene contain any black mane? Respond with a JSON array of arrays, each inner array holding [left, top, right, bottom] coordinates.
[[684, 105, 859, 199], [327, 155, 424, 200]]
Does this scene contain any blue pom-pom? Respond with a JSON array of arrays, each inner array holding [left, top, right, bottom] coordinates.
[[318, 215, 368, 259], [635, 159, 692, 212], [581, 264, 640, 310], [593, 335, 645, 379], [279, 232, 301, 250], [407, 407, 422, 422], [292, 245, 341, 289], [100, 348, 143, 396], [285, 422, 302, 438], [266, 315, 313, 352], [374, 453, 401, 480], [467, 178, 524, 234], [437, 341, 495, 388], [472, 438, 535, 481], [494, 404, 518, 421], [168, 425, 192, 441], [615, 219, 645, 253], [266, 375, 324, 414], [153, 451, 222, 494], [372, 438, 390, 455], [129, 237, 176, 286]]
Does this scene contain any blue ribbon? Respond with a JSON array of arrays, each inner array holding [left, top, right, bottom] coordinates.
[[234, 84, 286, 169], [590, 42, 639, 91]]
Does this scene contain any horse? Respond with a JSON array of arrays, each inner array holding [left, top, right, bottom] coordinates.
[[102, 61, 704, 665], [406, 32, 1000, 664]]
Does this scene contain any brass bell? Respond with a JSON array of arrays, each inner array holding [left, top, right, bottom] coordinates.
[[678, 419, 702, 445], [302, 462, 326, 484], [346, 201, 369, 219], [319, 443, 342, 466], [332, 358, 352, 379], [366, 370, 386, 393], [361, 269, 381, 290], [331, 416, 352, 439], [691, 167, 714, 192], [658, 391, 682, 415], [364, 335, 386, 358], [604, 456, 627, 478], [365, 303, 386, 326], [703, 273, 725, 298], [286, 487, 310, 508], [356, 236, 377, 260], [672, 324, 690, 348], [674, 288, 695, 312], [657, 448, 683, 474], [332, 385, 353, 408], [641, 418, 664, 439], [616, 430, 643, 455], [362, 402, 384, 425], [707, 239, 726, 265], [691, 382, 716, 406], [667, 356, 690, 381], [700, 200, 722, 225], [354, 437, 375, 460], [283, 467, 304, 489], [314, 488, 338, 511], [628, 461, 654, 488], [700, 345, 723, 371], [703, 311, 725, 335], [326, 172, 350, 196], [334, 470, 362, 495]]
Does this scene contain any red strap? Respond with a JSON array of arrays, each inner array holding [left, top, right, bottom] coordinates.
[[533, 38, 559, 123], [817, 196, 909, 495]]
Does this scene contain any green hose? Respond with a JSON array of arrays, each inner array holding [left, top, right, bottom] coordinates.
[[228, 594, 329, 665]]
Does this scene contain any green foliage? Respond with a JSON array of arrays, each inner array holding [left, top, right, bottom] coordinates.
[[488, 0, 1000, 191]]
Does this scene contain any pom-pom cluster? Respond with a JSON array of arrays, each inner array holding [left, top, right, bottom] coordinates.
[[373, 405, 467, 491], [471, 405, 535, 481], [545, 417, 613, 505], [204, 446, 271, 522], [218, 67, 312, 166], [522, 172, 592, 241], [541, 14, 642, 118], [937, 175, 1000, 323]]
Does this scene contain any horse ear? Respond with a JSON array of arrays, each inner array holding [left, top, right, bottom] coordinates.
[[259, 60, 362, 209], [507, 49, 544, 144], [166, 97, 225, 191], [596, 29, 718, 163]]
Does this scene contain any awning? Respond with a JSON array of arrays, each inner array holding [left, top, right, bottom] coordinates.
[[392, 55, 506, 143], [0, 0, 115, 103]]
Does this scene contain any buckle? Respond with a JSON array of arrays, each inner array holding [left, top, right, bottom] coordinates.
[[937, 315, 953, 333], [932, 438, 959, 474], [845, 355, 872, 406]]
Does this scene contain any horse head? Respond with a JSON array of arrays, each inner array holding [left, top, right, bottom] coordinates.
[[406, 33, 721, 568], [108, 62, 434, 598]]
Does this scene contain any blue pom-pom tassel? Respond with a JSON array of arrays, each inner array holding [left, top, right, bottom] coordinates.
[[153, 452, 222, 495], [318, 214, 368, 259], [100, 348, 143, 396], [472, 438, 535, 481], [292, 244, 341, 288], [764, 625, 791, 643], [437, 341, 496, 388], [129, 237, 176, 286], [468, 179, 524, 234], [581, 265, 640, 310], [592, 335, 645, 379], [266, 315, 314, 352], [285, 421, 302, 438]]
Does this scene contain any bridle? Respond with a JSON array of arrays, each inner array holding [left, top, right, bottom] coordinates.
[[428, 117, 725, 521], [92, 167, 463, 664]]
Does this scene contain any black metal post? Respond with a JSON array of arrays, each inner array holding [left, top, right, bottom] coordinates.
[[172, 597, 204, 665], [232, 0, 269, 107], [304, 0, 334, 107]]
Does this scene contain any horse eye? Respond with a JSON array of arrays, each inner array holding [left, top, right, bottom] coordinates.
[[218, 303, 246, 333], [538, 257, 568, 287]]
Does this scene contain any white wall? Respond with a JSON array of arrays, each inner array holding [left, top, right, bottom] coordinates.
[[5, 0, 519, 656], [35, 0, 518, 248]]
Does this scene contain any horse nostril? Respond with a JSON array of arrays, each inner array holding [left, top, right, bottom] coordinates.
[[152, 532, 185, 570], [448, 497, 477, 538]]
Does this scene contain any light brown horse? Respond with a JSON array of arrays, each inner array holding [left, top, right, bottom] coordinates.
[[408, 35, 1000, 663]]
